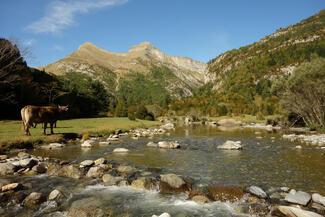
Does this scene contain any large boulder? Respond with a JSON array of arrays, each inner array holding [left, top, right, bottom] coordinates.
[[312, 193, 325, 206], [68, 197, 112, 217], [20, 158, 38, 168], [158, 141, 180, 149], [218, 140, 242, 150], [0, 163, 16, 175], [159, 173, 190, 194], [58, 165, 82, 179], [217, 118, 242, 127], [285, 189, 311, 206], [23, 192, 46, 208], [271, 206, 322, 217]]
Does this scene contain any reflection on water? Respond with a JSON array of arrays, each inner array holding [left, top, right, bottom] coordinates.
[[32, 125, 325, 194]]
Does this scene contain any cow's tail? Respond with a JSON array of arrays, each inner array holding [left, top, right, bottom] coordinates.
[[21, 107, 26, 132]]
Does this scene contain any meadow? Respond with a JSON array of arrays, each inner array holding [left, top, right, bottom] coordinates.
[[0, 117, 159, 151]]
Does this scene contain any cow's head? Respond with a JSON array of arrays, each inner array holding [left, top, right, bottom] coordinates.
[[58, 105, 69, 112]]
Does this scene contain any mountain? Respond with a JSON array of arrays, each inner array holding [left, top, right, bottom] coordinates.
[[207, 9, 325, 90], [43, 41, 208, 98], [170, 10, 325, 117]]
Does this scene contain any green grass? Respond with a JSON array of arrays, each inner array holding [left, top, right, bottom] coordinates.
[[0, 117, 159, 151]]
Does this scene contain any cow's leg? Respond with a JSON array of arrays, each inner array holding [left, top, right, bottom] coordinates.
[[25, 121, 31, 136], [22, 121, 26, 135], [54, 121, 57, 128], [43, 122, 47, 135], [50, 122, 54, 134]]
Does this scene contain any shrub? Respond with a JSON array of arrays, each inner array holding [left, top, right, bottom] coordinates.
[[282, 57, 325, 129]]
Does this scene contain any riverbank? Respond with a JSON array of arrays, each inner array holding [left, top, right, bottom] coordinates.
[[0, 118, 159, 152], [0, 121, 324, 216]]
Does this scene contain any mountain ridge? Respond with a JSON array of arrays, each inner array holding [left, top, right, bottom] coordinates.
[[43, 41, 208, 98]]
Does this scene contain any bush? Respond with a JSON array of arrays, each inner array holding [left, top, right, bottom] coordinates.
[[282, 57, 325, 129], [135, 105, 155, 120], [127, 106, 137, 120]]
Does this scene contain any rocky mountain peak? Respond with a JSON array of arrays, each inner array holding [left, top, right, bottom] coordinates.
[[128, 41, 157, 53]]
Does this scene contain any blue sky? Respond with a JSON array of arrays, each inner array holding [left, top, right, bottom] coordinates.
[[1, 0, 324, 66]]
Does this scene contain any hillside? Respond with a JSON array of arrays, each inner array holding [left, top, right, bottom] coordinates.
[[207, 10, 325, 89], [171, 10, 325, 117], [43, 42, 208, 98]]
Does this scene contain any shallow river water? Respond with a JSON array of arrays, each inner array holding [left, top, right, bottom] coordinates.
[[25, 125, 325, 216]]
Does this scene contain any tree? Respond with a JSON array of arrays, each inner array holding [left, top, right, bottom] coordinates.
[[282, 56, 325, 129]]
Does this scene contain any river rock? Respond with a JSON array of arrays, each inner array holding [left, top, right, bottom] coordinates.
[[272, 206, 322, 217], [0, 155, 8, 160], [80, 160, 94, 168], [160, 173, 190, 194], [67, 197, 111, 217], [23, 192, 46, 208], [32, 163, 47, 173], [0, 163, 16, 175], [20, 158, 38, 168], [247, 186, 267, 199], [161, 123, 175, 130], [217, 118, 241, 127], [285, 190, 311, 206], [102, 174, 123, 185], [45, 143, 65, 149], [192, 195, 210, 204], [312, 193, 325, 206], [48, 189, 63, 201], [158, 141, 180, 149], [116, 165, 135, 175], [113, 148, 129, 153], [218, 140, 243, 150], [152, 213, 171, 217], [147, 141, 158, 147], [207, 185, 244, 202], [86, 166, 105, 178], [58, 165, 82, 179], [81, 140, 95, 148], [98, 141, 110, 146], [18, 152, 30, 158], [1, 183, 22, 192], [131, 177, 158, 191], [94, 158, 106, 165]]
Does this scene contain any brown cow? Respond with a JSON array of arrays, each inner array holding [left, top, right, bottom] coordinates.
[[21, 105, 68, 135]]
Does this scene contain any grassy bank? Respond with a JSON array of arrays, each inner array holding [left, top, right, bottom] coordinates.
[[0, 117, 159, 152]]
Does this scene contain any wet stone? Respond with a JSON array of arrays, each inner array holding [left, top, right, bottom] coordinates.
[[285, 190, 311, 206]]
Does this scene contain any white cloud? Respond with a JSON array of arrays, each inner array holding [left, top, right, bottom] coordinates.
[[25, 0, 127, 34]]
